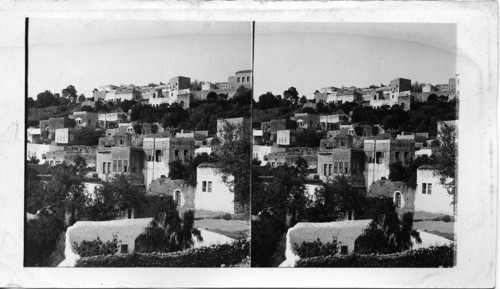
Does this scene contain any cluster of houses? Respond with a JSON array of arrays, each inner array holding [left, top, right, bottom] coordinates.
[[303, 76, 459, 111], [253, 77, 458, 217], [79, 70, 253, 109], [27, 69, 255, 215]]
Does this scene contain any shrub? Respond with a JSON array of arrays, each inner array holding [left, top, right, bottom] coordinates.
[[73, 236, 119, 257], [441, 215, 452, 222], [296, 245, 455, 267], [222, 213, 232, 221], [293, 237, 338, 258], [75, 239, 248, 267]]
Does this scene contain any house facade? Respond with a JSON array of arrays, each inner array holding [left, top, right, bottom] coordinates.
[[195, 163, 235, 213], [414, 167, 454, 215]]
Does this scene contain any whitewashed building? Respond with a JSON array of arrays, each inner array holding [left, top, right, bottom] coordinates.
[[195, 163, 234, 213], [414, 166, 454, 215], [252, 145, 286, 165]]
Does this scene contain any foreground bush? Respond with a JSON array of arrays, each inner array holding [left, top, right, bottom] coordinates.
[[296, 245, 454, 267], [294, 237, 338, 258], [75, 240, 248, 267], [73, 236, 119, 257]]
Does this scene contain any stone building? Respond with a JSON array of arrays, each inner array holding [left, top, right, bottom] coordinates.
[[414, 166, 454, 216], [368, 179, 415, 211], [45, 145, 97, 168], [40, 117, 75, 142], [252, 145, 286, 165], [196, 163, 235, 214], [148, 178, 196, 209], [363, 139, 415, 190], [319, 114, 348, 130], [369, 78, 411, 111], [265, 147, 318, 169], [97, 112, 128, 128], [228, 70, 252, 89], [318, 134, 365, 186], [54, 128, 78, 145], [69, 111, 98, 128], [290, 113, 320, 130], [96, 133, 144, 184], [27, 127, 41, 143], [261, 119, 297, 142], [142, 137, 195, 189], [276, 129, 298, 147], [27, 143, 63, 164], [149, 76, 192, 108]]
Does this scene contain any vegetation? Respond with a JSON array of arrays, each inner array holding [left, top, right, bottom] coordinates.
[[293, 237, 339, 258], [135, 195, 202, 253], [73, 236, 119, 257], [24, 211, 65, 266], [75, 240, 248, 267], [296, 245, 454, 267]]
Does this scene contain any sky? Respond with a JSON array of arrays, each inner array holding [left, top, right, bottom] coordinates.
[[254, 22, 457, 98], [29, 19, 252, 98]]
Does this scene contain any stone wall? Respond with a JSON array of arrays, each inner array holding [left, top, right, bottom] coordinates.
[[368, 179, 415, 211], [148, 178, 196, 210]]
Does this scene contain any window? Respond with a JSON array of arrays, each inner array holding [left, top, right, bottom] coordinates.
[[247, 76, 250, 82], [120, 139, 124, 145], [174, 190, 182, 206], [155, 150, 162, 162], [202, 181, 207, 192], [175, 150, 179, 157], [376, 152, 383, 164], [70, 134, 74, 141], [344, 162, 349, 174], [208, 181, 212, 192], [422, 183, 427, 194], [395, 152, 400, 160], [118, 160, 122, 172], [291, 136, 295, 142], [184, 150, 189, 157], [123, 160, 128, 173], [113, 160, 117, 172], [334, 162, 338, 174], [404, 152, 409, 159], [120, 244, 128, 254], [395, 192, 402, 208], [341, 140, 345, 147], [237, 77, 240, 83], [427, 183, 432, 194], [339, 162, 343, 174], [323, 164, 328, 176], [340, 245, 348, 255], [108, 162, 111, 174], [328, 164, 332, 175], [102, 162, 106, 174]]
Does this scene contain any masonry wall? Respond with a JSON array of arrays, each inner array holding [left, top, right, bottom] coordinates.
[[148, 178, 195, 209], [368, 179, 415, 211], [196, 166, 234, 214], [414, 169, 454, 215]]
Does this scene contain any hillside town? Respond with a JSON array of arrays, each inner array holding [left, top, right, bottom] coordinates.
[[25, 70, 252, 267], [251, 76, 458, 267]]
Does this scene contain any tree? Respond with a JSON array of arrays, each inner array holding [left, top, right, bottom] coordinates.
[[214, 121, 251, 211], [206, 91, 218, 102], [168, 160, 186, 179], [62, 85, 78, 101], [28, 155, 40, 164], [36, 90, 59, 108], [45, 163, 87, 226], [151, 123, 158, 134], [432, 122, 457, 200], [299, 95, 307, 104], [295, 156, 308, 172], [133, 123, 142, 134], [307, 176, 366, 222], [354, 211, 421, 254], [183, 153, 218, 186], [80, 105, 95, 112], [258, 92, 280, 109], [73, 127, 104, 146], [232, 85, 252, 107], [24, 211, 64, 266], [135, 196, 202, 253], [26, 166, 46, 214], [78, 94, 86, 103], [283, 87, 299, 103]]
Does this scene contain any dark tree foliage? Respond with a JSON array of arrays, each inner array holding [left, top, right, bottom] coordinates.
[[80, 105, 95, 112], [168, 160, 187, 180], [214, 121, 251, 209], [25, 211, 64, 267], [36, 90, 60, 108], [258, 92, 281, 110], [432, 122, 457, 201], [135, 196, 202, 253], [206, 91, 218, 102], [183, 153, 218, 186], [62, 85, 78, 100], [389, 155, 435, 189], [299, 95, 308, 104], [119, 100, 138, 113], [293, 129, 325, 148], [26, 167, 46, 214], [305, 176, 367, 222], [355, 211, 421, 254], [73, 127, 105, 146], [283, 87, 299, 103]]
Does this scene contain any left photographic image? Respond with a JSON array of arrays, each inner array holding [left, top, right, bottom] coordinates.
[[25, 19, 252, 267]]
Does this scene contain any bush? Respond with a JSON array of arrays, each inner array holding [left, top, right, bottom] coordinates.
[[73, 236, 119, 257], [293, 237, 338, 258], [222, 213, 232, 221], [75, 239, 248, 267], [441, 215, 452, 222], [296, 245, 455, 267]]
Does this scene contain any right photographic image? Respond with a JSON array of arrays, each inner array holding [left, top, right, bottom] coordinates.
[[251, 22, 458, 267]]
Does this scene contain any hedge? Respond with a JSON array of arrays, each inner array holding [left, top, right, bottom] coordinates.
[[75, 240, 248, 267], [296, 245, 455, 267]]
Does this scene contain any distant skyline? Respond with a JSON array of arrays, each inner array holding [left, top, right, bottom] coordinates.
[[29, 19, 252, 98], [254, 23, 457, 98]]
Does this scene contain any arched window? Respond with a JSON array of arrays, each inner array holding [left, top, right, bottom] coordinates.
[[394, 191, 403, 208], [174, 190, 182, 206]]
